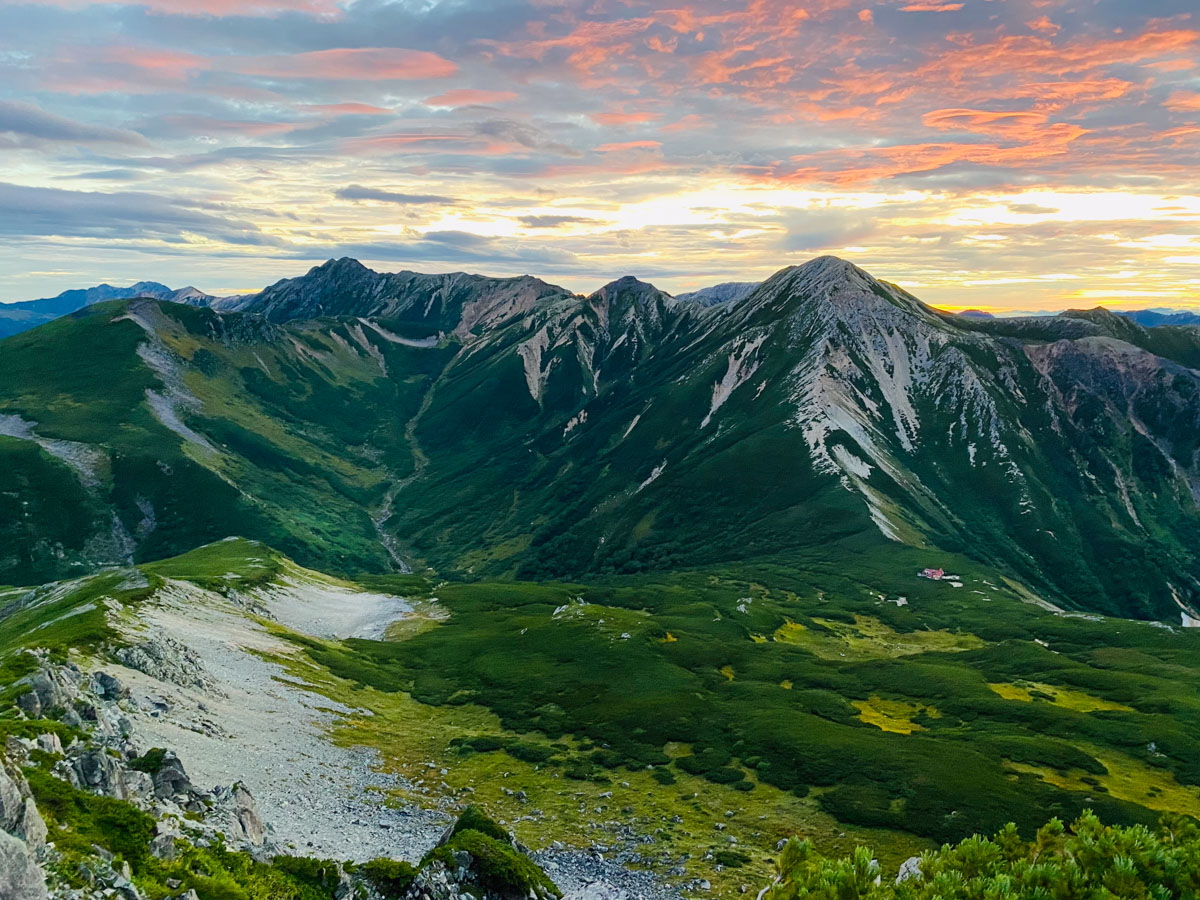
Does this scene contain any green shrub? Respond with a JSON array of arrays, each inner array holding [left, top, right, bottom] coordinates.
[[506, 742, 555, 763], [763, 812, 1200, 900], [450, 805, 511, 843], [360, 858, 417, 896], [443, 829, 561, 898], [128, 747, 169, 774], [714, 849, 751, 868]]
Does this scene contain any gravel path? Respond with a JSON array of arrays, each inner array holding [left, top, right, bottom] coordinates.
[[114, 579, 449, 862], [111, 577, 686, 898]]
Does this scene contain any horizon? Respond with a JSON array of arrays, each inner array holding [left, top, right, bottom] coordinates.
[[0, 253, 1194, 317], [1, 1, 1198, 312]]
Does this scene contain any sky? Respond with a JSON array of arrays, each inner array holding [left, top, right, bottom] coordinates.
[[0, 0, 1197, 312]]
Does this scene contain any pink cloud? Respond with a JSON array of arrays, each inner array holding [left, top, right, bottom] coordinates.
[[425, 89, 519, 107], [239, 48, 457, 80], [1166, 91, 1200, 111], [595, 140, 662, 151], [590, 110, 662, 125], [301, 102, 393, 115]]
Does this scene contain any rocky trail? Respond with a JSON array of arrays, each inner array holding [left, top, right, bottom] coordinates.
[[28, 570, 686, 899]]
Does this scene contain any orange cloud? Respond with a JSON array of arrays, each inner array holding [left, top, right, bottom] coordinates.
[[922, 108, 1051, 137], [769, 122, 1089, 184], [1026, 16, 1061, 36], [1166, 92, 1200, 111]]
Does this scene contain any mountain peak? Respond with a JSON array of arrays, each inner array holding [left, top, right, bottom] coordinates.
[[593, 274, 657, 294], [311, 257, 372, 277]]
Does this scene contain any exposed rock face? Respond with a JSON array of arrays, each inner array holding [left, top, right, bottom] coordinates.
[[0, 749, 48, 900], [674, 281, 759, 307], [217, 783, 266, 847], [236, 258, 574, 335], [0, 765, 23, 832], [21, 798, 46, 851], [116, 634, 217, 692], [0, 829, 48, 900]]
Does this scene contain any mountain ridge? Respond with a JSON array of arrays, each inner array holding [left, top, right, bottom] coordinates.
[[2, 256, 1200, 621]]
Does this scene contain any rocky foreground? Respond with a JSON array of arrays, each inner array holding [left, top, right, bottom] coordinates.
[[0, 565, 685, 900], [0, 651, 597, 900]]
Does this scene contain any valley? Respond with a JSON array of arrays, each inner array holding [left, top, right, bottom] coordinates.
[[2, 256, 1199, 899]]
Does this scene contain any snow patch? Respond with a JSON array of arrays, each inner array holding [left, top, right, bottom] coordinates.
[[517, 327, 552, 403]]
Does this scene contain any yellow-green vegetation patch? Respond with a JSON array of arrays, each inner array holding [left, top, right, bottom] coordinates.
[[1005, 744, 1200, 814], [455, 534, 534, 572], [986, 681, 1134, 712], [383, 599, 450, 641], [260, 631, 929, 897], [851, 697, 939, 734], [773, 615, 985, 660]]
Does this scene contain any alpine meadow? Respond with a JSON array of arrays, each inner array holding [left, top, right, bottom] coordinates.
[[1, 1, 1199, 899]]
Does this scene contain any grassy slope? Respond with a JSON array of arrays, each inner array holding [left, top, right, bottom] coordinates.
[[0, 301, 457, 584], [276, 544, 1200, 886], [2, 538, 1198, 897]]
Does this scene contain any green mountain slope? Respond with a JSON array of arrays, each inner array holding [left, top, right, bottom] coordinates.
[[2, 257, 1200, 622]]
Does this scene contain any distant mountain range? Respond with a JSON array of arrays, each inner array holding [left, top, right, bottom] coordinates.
[[0, 281, 213, 338], [1118, 308, 1200, 327], [5, 270, 1199, 338]]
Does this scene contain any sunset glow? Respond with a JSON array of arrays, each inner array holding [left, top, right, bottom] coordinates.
[[0, 0, 1197, 309]]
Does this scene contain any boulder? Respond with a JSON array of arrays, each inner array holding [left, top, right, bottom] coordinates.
[[150, 833, 177, 861], [35, 733, 62, 756], [0, 767, 23, 832], [152, 752, 193, 800], [896, 856, 922, 883], [91, 671, 129, 701], [15, 691, 40, 718], [20, 798, 46, 852], [0, 829, 48, 900], [233, 784, 266, 846], [76, 748, 121, 791]]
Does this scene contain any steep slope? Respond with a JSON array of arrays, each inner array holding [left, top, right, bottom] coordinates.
[[0, 281, 213, 338], [675, 281, 760, 306], [228, 256, 576, 337], [0, 298, 456, 583], [2, 256, 1200, 620]]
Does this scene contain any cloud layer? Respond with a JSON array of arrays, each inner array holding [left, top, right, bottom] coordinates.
[[0, 0, 1197, 309]]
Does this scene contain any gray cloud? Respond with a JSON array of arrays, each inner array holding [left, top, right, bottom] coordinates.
[[473, 119, 582, 157], [0, 100, 148, 148], [335, 184, 457, 205], [518, 215, 595, 228], [0, 181, 280, 246]]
